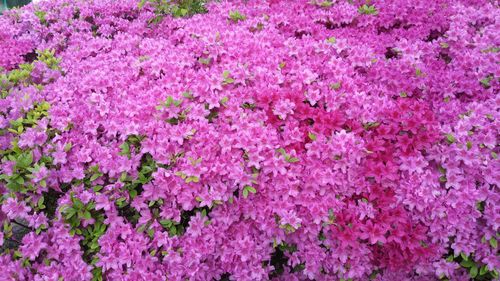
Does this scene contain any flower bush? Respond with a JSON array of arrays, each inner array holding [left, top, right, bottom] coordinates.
[[0, 0, 499, 280]]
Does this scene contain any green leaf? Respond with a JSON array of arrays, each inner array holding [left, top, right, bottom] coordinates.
[[276, 148, 287, 157], [185, 176, 200, 183], [169, 225, 178, 236], [15, 176, 25, 185], [308, 132, 317, 141], [242, 185, 257, 199], [83, 211, 92, 220], [65, 208, 77, 220], [116, 197, 127, 208], [481, 47, 500, 53], [182, 91, 194, 99], [480, 76, 492, 89], [165, 96, 174, 107], [119, 142, 130, 157], [229, 10, 246, 22], [460, 259, 474, 268], [480, 265, 488, 276], [129, 189, 137, 199], [173, 99, 182, 107], [330, 82, 341, 90], [446, 134, 456, 144], [64, 143, 72, 152], [320, 1, 333, 8], [470, 265, 478, 278], [245, 186, 256, 194], [160, 220, 172, 228], [90, 173, 101, 182], [16, 151, 33, 169], [220, 96, 229, 106], [37, 197, 45, 208], [90, 242, 99, 250], [358, 4, 378, 15], [198, 57, 211, 65], [147, 228, 154, 238], [466, 141, 472, 150], [120, 172, 128, 182], [363, 122, 380, 130], [286, 157, 299, 163], [490, 237, 497, 248], [222, 75, 235, 85], [327, 37, 336, 44]]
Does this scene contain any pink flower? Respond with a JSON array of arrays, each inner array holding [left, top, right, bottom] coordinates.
[[272, 99, 295, 120], [360, 221, 387, 244], [28, 213, 48, 229], [0, 0, 498, 279], [52, 149, 67, 165], [20, 232, 47, 260], [434, 260, 458, 279], [32, 166, 49, 183], [1, 198, 30, 219]]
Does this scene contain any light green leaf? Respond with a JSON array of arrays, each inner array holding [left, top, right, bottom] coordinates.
[[119, 142, 130, 156], [64, 143, 72, 152], [229, 11, 246, 22], [245, 186, 256, 194], [308, 132, 317, 141], [446, 134, 456, 144], [90, 173, 101, 182], [220, 96, 229, 106], [466, 141, 472, 150]]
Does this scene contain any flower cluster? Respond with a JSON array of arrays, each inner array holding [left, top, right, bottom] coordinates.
[[0, 0, 498, 280]]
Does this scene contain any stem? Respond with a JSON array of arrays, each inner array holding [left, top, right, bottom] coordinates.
[[12, 220, 32, 230], [6, 237, 21, 244]]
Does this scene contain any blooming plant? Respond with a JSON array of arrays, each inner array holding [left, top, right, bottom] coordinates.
[[0, 0, 499, 280]]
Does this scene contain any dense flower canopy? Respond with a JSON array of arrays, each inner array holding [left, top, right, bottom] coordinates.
[[0, 0, 499, 280]]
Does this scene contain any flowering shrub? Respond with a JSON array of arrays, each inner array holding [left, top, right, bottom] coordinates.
[[0, 0, 499, 280]]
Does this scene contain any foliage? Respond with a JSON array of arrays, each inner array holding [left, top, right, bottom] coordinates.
[[0, 0, 498, 280]]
